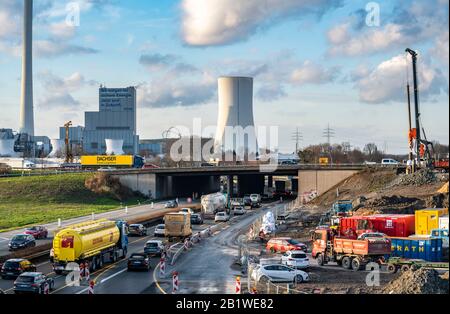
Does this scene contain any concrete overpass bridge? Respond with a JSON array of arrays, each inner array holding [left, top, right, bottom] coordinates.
[[111, 164, 368, 201]]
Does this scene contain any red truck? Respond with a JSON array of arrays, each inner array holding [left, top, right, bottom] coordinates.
[[434, 159, 449, 173], [339, 215, 415, 238], [312, 228, 391, 271]]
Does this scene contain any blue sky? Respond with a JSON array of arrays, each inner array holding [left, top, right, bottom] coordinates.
[[0, 0, 448, 154]]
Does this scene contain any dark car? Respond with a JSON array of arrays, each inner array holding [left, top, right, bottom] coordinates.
[[1, 259, 36, 279], [127, 253, 151, 271], [128, 224, 147, 237], [13, 272, 54, 294], [190, 213, 203, 225], [243, 195, 252, 206], [24, 226, 48, 239], [8, 234, 36, 251]]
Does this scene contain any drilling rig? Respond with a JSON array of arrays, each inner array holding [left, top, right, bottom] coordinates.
[[405, 48, 434, 171]]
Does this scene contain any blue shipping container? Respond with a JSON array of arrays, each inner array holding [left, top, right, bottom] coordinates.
[[388, 237, 443, 262]]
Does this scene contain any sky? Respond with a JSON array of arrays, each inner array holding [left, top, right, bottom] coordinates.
[[0, 0, 448, 154]]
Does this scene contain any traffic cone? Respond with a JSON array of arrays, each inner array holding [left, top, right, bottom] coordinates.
[[160, 258, 166, 276]]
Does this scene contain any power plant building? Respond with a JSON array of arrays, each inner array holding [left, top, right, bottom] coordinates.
[[82, 86, 139, 155]]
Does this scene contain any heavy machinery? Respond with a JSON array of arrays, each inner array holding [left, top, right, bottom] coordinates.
[[201, 192, 227, 219], [64, 121, 73, 164], [384, 257, 449, 274], [405, 48, 434, 170], [51, 219, 128, 274], [311, 227, 391, 271]]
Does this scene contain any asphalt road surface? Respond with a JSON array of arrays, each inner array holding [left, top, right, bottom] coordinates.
[[0, 202, 281, 294], [0, 199, 192, 258]]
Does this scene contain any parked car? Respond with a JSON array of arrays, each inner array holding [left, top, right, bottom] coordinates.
[[276, 213, 290, 225], [165, 200, 178, 208], [24, 226, 48, 239], [144, 240, 165, 256], [266, 237, 308, 253], [233, 206, 246, 216], [357, 232, 388, 241], [154, 224, 166, 237], [190, 213, 204, 225], [8, 234, 36, 251], [13, 272, 54, 294], [127, 253, 151, 271], [251, 264, 309, 284], [180, 208, 195, 215], [281, 251, 309, 270], [128, 224, 147, 237], [215, 212, 230, 222], [1, 259, 37, 279]]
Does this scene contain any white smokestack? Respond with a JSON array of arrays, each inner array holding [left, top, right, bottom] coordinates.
[[19, 0, 34, 136], [48, 139, 64, 158], [214, 77, 258, 160], [105, 139, 125, 156]]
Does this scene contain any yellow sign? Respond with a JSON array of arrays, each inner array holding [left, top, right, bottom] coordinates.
[[319, 157, 329, 165], [81, 155, 133, 166]]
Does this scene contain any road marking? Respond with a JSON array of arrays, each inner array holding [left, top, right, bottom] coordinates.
[[153, 261, 167, 295], [100, 268, 127, 284], [37, 261, 50, 267]]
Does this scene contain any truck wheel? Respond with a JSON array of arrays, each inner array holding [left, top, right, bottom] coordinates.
[[98, 256, 104, 269], [351, 258, 361, 271], [91, 257, 97, 272], [317, 254, 324, 266], [387, 264, 397, 274], [342, 257, 352, 270], [111, 251, 118, 263], [401, 265, 410, 272]]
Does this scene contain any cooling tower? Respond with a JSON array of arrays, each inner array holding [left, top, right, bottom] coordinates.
[[0, 139, 17, 157], [214, 77, 258, 160], [19, 0, 34, 136], [48, 139, 64, 158], [105, 139, 125, 156]]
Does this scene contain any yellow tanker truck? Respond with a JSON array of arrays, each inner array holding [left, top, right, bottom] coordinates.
[[51, 219, 128, 274]]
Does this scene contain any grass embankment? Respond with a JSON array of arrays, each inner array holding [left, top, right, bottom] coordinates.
[[0, 173, 140, 232]]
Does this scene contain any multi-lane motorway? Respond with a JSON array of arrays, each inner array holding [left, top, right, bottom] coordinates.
[[0, 202, 283, 294]]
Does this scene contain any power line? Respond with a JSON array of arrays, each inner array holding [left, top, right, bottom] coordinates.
[[322, 124, 335, 146], [291, 128, 303, 153]]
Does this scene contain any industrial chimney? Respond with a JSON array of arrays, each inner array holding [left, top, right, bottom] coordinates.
[[19, 0, 34, 137], [214, 77, 258, 161]]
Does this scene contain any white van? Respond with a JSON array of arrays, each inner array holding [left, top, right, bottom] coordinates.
[[381, 159, 399, 165]]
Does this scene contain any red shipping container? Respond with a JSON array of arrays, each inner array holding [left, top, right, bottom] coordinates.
[[339, 214, 415, 238]]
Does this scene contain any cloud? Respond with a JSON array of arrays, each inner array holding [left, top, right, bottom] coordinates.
[[181, 0, 343, 46], [291, 61, 339, 85], [431, 31, 449, 67], [139, 53, 179, 70], [38, 71, 97, 108], [354, 54, 448, 104], [327, 0, 449, 57]]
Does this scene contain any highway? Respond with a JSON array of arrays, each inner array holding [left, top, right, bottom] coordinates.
[[0, 202, 280, 294], [0, 199, 193, 258]]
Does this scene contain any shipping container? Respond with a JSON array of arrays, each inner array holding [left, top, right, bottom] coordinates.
[[339, 214, 415, 238], [389, 237, 444, 262], [415, 209, 449, 235]]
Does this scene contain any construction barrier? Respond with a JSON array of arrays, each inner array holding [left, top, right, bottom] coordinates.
[[160, 258, 166, 276], [44, 282, 50, 295], [235, 276, 241, 294], [172, 272, 179, 294], [88, 281, 95, 295]]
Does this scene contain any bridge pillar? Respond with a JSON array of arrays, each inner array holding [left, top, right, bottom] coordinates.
[[267, 176, 274, 188], [227, 175, 234, 198]]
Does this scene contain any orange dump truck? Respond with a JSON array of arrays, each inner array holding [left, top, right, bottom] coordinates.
[[312, 228, 391, 271]]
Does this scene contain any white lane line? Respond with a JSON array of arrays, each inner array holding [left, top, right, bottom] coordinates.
[[75, 268, 127, 294], [37, 261, 50, 267]]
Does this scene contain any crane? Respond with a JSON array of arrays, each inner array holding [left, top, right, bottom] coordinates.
[[64, 121, 73, 164]]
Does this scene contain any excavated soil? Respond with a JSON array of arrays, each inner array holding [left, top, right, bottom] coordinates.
[[381, 268, 449, 294]]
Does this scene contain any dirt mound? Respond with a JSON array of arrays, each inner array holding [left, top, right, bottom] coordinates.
[[356, 195, 425, 215], [382, 268, 449, 294], [85, 173, 134, 201], [426, 193, 450, 208], [388, 168, 438, 188]]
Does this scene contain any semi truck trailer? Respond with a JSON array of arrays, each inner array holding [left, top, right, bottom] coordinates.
[[51, 219, 128, 274]]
